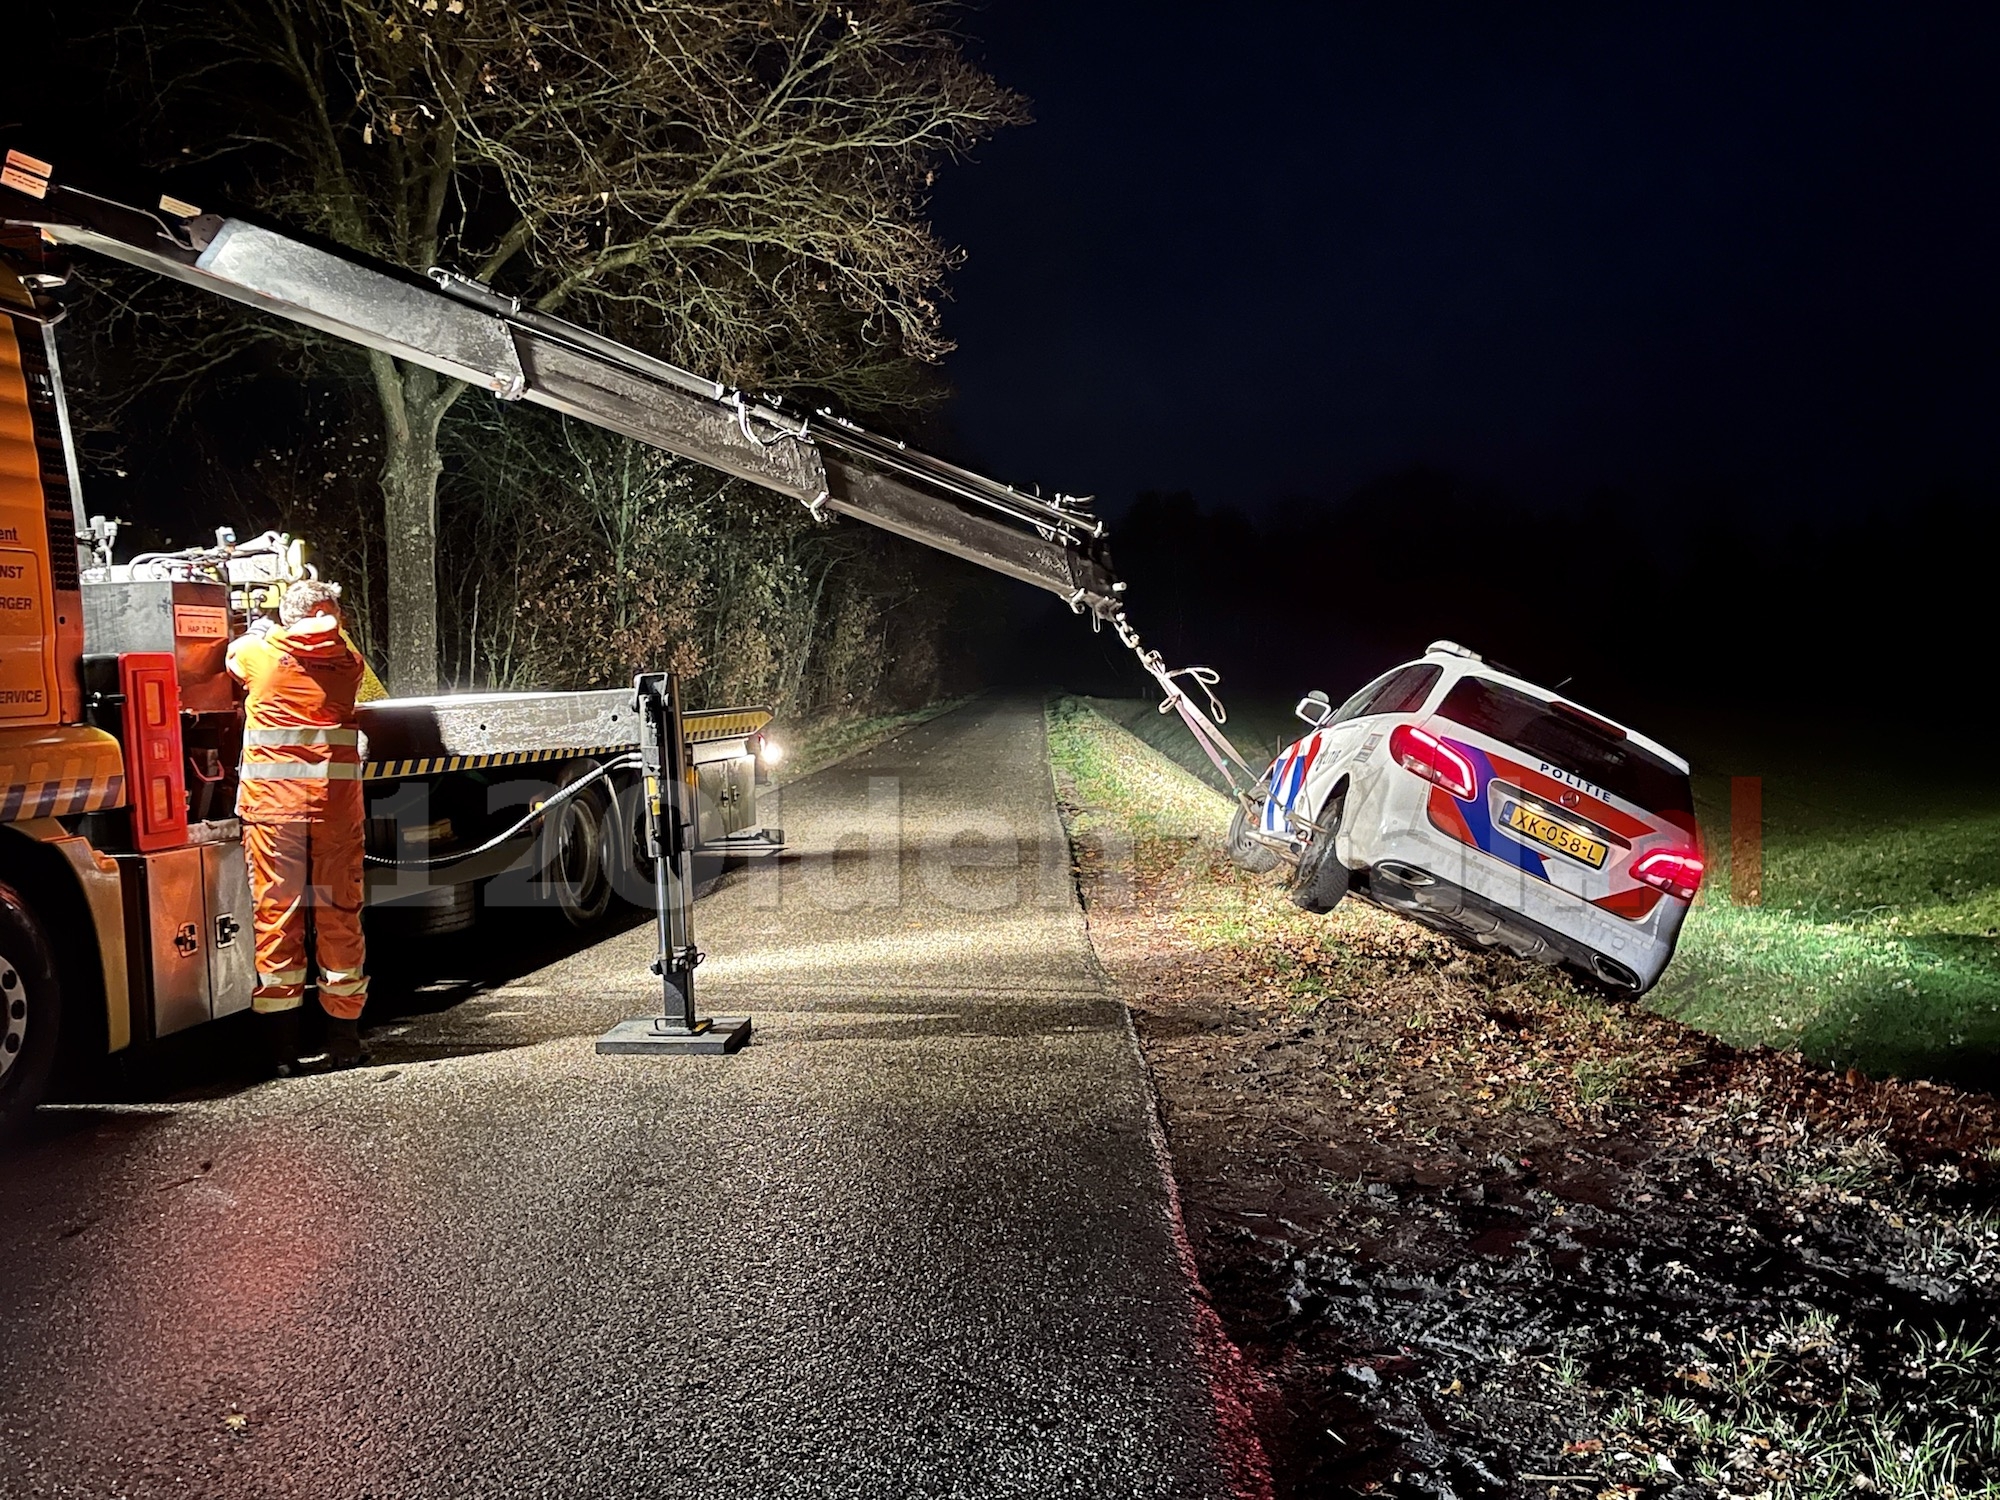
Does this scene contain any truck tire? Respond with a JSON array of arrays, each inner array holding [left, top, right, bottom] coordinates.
[[0, 880, 62, 1139], [1227, 772, 1280, 873], [1288, 792, 1350, 914], [542, 773, 614, 928], [606, 770, 653, 910]]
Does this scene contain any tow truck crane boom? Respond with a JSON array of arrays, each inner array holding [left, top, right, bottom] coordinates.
[[0, 158, 1123, 618]]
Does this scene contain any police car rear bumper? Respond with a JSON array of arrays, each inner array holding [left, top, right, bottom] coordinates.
[[1357, 860, 1659, 993]]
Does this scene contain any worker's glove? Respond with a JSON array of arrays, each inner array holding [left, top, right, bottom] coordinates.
[[245, 615, 278, 640]]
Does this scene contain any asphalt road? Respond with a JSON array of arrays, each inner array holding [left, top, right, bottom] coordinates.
[[0, 696, 1237, 1499]]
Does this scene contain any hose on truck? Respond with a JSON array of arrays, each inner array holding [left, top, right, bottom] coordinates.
[[362, 753, 641, 870]]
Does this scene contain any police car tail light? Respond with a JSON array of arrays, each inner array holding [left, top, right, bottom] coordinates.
[[1631, 848, 1704, 901], [1389, 724, 1476, 800]]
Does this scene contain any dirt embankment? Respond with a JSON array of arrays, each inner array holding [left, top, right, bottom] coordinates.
[[1049, 700, 2000, 1500]]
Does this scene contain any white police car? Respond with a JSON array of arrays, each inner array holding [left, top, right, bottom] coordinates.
[[1228, 642, 1703, 994]]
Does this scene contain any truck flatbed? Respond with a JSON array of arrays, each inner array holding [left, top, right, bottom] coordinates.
[[356, 691, 770, 778]]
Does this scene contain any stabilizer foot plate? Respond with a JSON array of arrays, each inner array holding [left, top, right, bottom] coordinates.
[[595, 1016, 753, 1056]]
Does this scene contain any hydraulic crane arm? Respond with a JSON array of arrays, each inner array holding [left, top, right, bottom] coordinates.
[[0, 154, 1122, 616], [0, 153, 1262, 791]]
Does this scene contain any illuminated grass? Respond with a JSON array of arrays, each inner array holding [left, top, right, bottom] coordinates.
[[1602, 1310, 2000, 1500], [1655, 779, 2000, 1084], [1076, 693, 1299, 794], [1044, 694, 1231, 841]]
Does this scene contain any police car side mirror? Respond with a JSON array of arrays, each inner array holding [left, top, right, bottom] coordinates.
[[1295, 690, 1332, 728]]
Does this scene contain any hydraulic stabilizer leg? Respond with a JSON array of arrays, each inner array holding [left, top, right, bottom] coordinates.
[[595, 673, 752, 1056]]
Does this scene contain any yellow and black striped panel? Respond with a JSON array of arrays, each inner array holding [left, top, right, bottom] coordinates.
[[0, 724, 127, 822], [362, 744, 628, 782], [685, 707, 773, 744], [360, 710, 769, 781]]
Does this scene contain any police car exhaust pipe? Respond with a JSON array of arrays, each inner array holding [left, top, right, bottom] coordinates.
[[1591, 955, 1643, 991], [1374, 861, 1435, 887]]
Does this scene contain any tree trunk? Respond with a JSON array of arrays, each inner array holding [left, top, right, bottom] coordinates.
[[370, 356, 460, 695]]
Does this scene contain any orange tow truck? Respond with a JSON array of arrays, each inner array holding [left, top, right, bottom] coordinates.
[[0, 286, 778, 1128]]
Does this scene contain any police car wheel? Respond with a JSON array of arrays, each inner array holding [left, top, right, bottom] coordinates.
[[1288, 794, 1350, 914], [1226, 772, 1280, 873], [0, 881, 62, 1137]]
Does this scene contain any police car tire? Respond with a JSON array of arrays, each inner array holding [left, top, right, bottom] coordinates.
[[1227, 774, 1280, 873], [1288, 795, 1350, 914], [0, 881, 62, 1138]]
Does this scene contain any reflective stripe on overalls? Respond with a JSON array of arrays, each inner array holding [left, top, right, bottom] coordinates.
[[239, 723, 363, 788], [239, 762, 364, 780], [243, 727, 361, 748]]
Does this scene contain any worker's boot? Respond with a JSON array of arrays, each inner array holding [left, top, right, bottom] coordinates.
[[324, 1015, 371, 1070], [260, 1008, 303, 1079]]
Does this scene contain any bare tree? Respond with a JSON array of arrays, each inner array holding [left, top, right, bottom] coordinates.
[[128, 0, 1023, 690]]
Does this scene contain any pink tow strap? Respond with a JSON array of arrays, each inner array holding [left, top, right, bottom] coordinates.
[[1110, 611, 1260, 799]]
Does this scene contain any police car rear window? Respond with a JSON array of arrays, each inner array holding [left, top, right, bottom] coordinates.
[[1435, 677, 1693, 814]]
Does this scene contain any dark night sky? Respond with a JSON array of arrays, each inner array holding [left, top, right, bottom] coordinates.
[[927, 2, 2000, 522]]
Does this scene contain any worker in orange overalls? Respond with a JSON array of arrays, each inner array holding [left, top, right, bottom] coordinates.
[[226, 577, 370, 1073]]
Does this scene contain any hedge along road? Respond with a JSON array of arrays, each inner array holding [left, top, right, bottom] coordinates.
[[0, 695, 1252, 1500]]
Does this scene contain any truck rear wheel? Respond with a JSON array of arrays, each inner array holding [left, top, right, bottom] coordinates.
[[0, 880, 62, 1138], [542, 772, 614, 928], [606, 770, 654, 910]]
